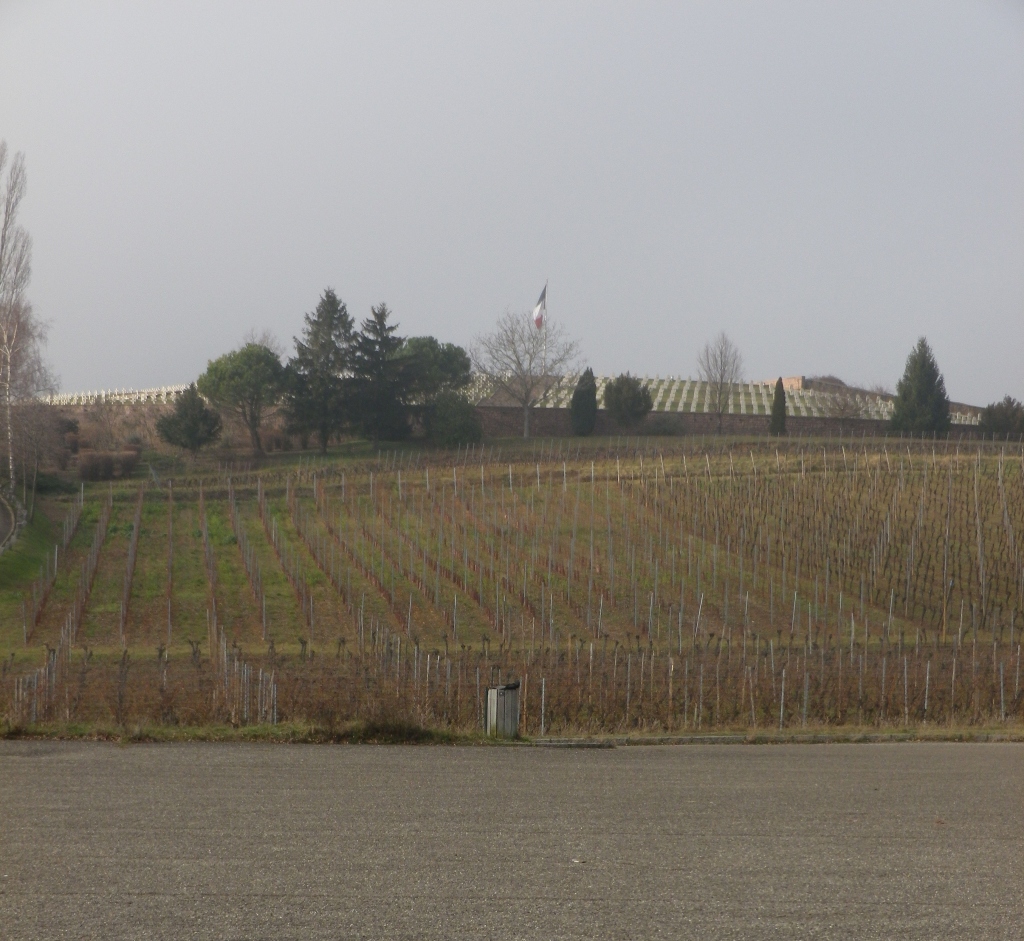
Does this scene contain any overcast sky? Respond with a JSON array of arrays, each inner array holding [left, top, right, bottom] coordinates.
[[1, 1, 1021, 404]]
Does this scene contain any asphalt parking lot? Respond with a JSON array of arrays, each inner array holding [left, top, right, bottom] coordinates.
[[1, 741, 1020, 940]]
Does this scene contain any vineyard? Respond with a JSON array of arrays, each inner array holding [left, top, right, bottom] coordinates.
[[2, 435, 1022, 736]]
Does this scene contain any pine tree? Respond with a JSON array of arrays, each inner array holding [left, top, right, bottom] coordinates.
[[284, 288, 353, 452], [350, 304, 416, 441], [890, 337, 950, 436], [570, 368, 597, 436], [156, 384, 222, 457], [769, 377, 786, 436]]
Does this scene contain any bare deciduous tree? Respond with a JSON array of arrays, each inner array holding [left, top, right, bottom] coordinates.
[[0, 142, 51, 490], [12, 396, 63, 517], [472, 310, 580, 438], [696, 331, 743, 433], [826, 388, 865, 430]]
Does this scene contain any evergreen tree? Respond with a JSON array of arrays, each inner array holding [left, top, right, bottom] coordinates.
[[156, 384, 222, 457], [198, 342, 284, 453], [570, 368, 597, 436], [428, 390, 483, 447], [350, 304, 416, 441], [401, 336, 472, 404], [978, 396, 1024, 440], [890, 337, 951, 436], [284, 288, 353, 452], [769, 377, 787, 436], [603, 373, 652, 429]]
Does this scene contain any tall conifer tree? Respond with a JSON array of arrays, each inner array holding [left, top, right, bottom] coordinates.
[[350, 304, 416, 440], [285, 288, 353, 452], [769, 377, 787, 436], [570, 368, 597, 436], [890, 337, 950, 436]]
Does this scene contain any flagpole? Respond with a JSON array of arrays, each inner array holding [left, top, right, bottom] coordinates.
[[534, 280, 548, 402], [543, 281, 547, 400]]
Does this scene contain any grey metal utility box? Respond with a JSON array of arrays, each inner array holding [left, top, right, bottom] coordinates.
[[486, 681, 520, 738]]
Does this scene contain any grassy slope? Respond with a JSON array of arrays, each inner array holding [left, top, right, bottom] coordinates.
[[0, 503, 56, 618]]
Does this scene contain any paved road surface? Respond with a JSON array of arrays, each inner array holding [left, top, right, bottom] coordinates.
[[1, 742, 1021, 940]]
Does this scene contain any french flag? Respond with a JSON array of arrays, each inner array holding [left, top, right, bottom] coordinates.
[[532, 283, 546, 329]]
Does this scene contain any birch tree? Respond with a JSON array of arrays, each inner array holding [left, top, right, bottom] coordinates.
[[0, 142, 49, 489]]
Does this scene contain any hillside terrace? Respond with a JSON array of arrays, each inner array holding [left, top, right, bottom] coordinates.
[[45, 376, 981, 425]]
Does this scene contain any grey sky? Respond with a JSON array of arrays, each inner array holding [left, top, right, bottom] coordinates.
[[1, 1, 1021, 404]]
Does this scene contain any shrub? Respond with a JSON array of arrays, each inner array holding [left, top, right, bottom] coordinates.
[[644, 413, 679, 436], [428, 391, 482, 447], [156, 383, 222, 456], [59, 417, 80, 454], [79, 451, 114, 481], [35, 471, 78, 494], [78, 450, 139, 481], [603, 373, 652, 429], [570, 368, 597, 436], [115, 451, 139, 478], [262, 431, 293, 452]]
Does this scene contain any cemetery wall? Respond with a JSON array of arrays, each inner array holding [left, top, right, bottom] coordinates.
[[476, 406, 981, 441]]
